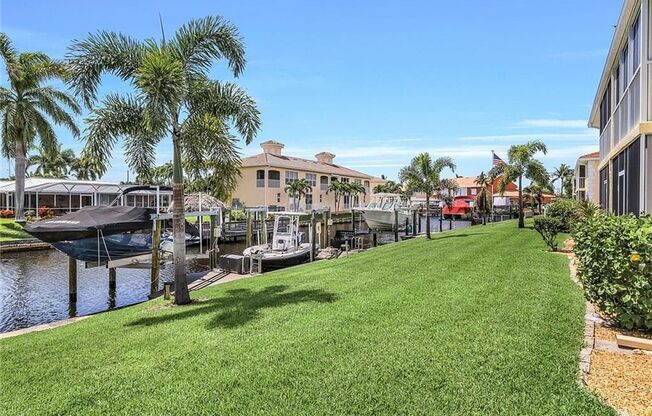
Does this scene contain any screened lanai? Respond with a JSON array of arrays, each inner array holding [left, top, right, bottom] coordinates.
[[0, 178, 172, 218]]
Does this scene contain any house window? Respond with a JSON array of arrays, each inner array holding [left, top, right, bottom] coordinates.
[[599, 167, 609, 210], [340, 177, 349, 183], [622, 45, 629, 89], [285, 171, 298, 185], [471, 188, 477, 195], [343, 194, 350, 209], [610, 138, 640, 215], [320, 176, 329, 191], [319, 194, 323, 203], [305, 173, 317, 187], [579, 165, 586, 178], [276, 193, 281, 203], [256, 170, 265, 187], [364, 180, 370, 193], [305, 194, 313, 210], [599, 82, 611, 132], [268, 170, 280, 188]]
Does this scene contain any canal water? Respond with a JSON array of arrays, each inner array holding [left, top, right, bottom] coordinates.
[[0, 218, 470, 333]]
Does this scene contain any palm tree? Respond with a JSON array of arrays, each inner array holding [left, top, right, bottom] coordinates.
[[347, 182, 366, 208], [489, 140, 549, 228], [0, 33, 81, 221], [474, 171, 491, 224], [284, 178, 312, 211], [523, 181, 553, 214], [67, 17, 261, 305], [552, 163, 574, 198], [70, 156, 101, 181], [399, 153, 456, 239], [373, 180, 402, 194], [28, 145, 76, 178], [327, 180, 346, 212]]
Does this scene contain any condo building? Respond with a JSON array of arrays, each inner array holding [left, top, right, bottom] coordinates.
[[589, 0, 652, 215], [573, 151, 600, 204], [230, 140, 384, 211]]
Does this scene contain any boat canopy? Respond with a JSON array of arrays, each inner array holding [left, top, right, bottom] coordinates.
[[23, 206, 153, 242]]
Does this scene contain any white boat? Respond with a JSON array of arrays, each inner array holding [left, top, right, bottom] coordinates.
[[362, 193, 410, 230], [243, 212, 314, 272]]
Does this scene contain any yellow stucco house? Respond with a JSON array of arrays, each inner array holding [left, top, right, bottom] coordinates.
[[230, 140, 385, 211]]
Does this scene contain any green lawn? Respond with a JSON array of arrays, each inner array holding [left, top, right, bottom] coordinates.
[[0, 218, 31, 241], [0, 220, 613, 415]]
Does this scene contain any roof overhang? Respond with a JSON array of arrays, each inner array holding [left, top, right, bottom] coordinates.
[[589, 0, 638, 129]]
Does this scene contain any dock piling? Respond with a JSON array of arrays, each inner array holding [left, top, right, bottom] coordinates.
[[310, 210, 317, 261], [150, 219, 161, 297], [108, 268, 116, 309], [68, 256, 77, 307], [393, 209, 399, 242], [412, 210, 417, 237], [245, 212, 252, 248]]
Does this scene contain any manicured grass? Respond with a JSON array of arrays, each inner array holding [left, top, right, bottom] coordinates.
[[0, 220, 613, 415], [0, 218, 31, 241]]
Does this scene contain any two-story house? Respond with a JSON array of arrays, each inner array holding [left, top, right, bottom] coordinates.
[[230, 140, 384, 211], [589, 0, 652, 215]]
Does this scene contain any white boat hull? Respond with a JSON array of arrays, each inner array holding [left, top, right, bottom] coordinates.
[[362, 209, 410, 230], [243, 243, 313, 271]]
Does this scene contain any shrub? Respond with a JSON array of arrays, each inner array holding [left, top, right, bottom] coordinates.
[[38, 206, 55, 219], [0, 209, 15, 218], [534, 217, 562, 251], [545, 199, 580, 232], [572, 213, 652, 330]]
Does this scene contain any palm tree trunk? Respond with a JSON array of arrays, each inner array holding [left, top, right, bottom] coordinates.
[[14, 139, 26, 222], [425, 194, 431, 239], [518, 175, 524, 228], [171, 134, 190, 305]]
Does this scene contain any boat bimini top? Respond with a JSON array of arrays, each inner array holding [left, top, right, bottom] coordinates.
[[365, 193, 405, 210]]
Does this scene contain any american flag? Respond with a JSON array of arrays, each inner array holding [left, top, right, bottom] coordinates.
[[492, 151, 505, 166]]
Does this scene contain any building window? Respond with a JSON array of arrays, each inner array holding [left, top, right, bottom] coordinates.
[[305, 194, 313, 210], [256, 170, 265, 187], [471, 188, 477, 195], [320, 176, 329, 191], [319, 194, 323, 203], [632, 15, 640, 70], [305, 173, 317, 187], [232, 198, 241, 209], [615, 67, 621, 101], [285, 171, 298, 185], [268, 170, 280, 188], [340, 177, 349, 183], [622, 45, 629, 89], [276, 193, 281, 203], [364, 180, 370, 193], [611, 138, 640, 215], [599, 166, 609, 210], [343, 194, 350, 209], [599, 82, 611, 132]]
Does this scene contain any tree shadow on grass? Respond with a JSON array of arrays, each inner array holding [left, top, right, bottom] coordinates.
[[429, 232, 489, 241], [127, 285, 338, 330]]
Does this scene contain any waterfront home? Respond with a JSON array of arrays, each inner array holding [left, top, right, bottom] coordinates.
[[572, 151, 600, 204], [230, 140, 384, 211], [0, 178, 171, 218], [589, 0, 652, 214]]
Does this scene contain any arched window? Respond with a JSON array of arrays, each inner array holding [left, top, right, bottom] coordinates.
[[256, 170, 265, 187]]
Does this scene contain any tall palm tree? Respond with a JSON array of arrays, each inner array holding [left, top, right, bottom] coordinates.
[[67, 17, 261, 305], [0, 33, 81, 221], [399, 153, 456, 239], [327, 179, 346, 212], [284, 178, 312, 211], [28, 145, 76, 178], [489, 140, 549, 228], [552, 163, 574, 198], [474, 171, 491, 224]]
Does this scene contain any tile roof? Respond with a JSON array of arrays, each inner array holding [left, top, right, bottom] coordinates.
[[578, 151, 600, 159], [241, 152, 375, 179], [454, 176, 480, 188]]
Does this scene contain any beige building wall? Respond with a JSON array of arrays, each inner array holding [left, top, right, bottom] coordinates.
[[230, 141, 384, 212]]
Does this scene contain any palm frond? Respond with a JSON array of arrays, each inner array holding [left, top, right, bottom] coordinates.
[[67, 31, 145, 106], [188, 78, 260, 144], [172, 16, 246, 78]]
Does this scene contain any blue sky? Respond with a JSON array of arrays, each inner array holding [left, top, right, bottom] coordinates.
[[1, 0, 622, 183]]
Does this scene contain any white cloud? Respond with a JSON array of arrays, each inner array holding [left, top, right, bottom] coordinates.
[[459, 131, 596, 142], [513, 119, 588, 129]]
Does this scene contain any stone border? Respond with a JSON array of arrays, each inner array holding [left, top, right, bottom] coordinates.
[[567, 253, 596, 385]]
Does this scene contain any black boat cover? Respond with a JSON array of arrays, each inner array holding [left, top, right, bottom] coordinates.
[[24, 206, 154, 243]]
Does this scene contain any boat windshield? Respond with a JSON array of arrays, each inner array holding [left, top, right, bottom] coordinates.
[[275, 217, 292, 235], [381, 198, 397, 210]]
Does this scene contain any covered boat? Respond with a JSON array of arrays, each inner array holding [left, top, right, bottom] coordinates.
[[23, 205, 154, 263], [361, 193, 410, 230], [243, 212, 313, 272]]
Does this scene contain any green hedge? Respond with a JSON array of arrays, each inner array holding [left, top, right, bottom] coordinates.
[[545, 199, 580, 232], [572, 213, 652, 330]]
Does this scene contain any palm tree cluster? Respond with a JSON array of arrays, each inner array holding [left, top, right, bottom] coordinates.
[[284, 178, 312, 211], [372, 180, 402, 194], [552, 163, 574, 198], [474, 172, 492, 224], [399, 153, 456, 239], [26, 145, 101, 180], [0, 16, 261, 305], [326, 180, 366, 212]]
